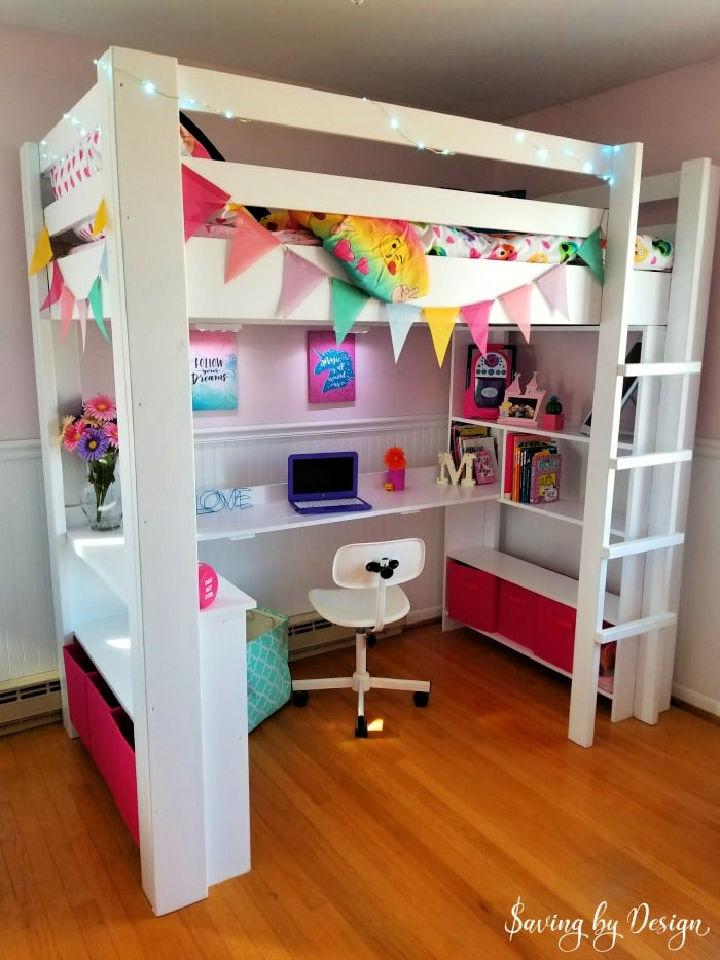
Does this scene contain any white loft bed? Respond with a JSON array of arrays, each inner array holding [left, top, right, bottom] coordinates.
[[21, 47, 718, 916]]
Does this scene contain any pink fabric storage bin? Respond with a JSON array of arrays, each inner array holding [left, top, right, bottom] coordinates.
[[86, 672, 119, 781], [497, 581, 538, 650], [62, 641, 96, 749], [533, 597, 576, 673], [446, 561, 499, 633], [108, 709, 139, 846]]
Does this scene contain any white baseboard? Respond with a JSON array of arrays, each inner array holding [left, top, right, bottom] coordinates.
[[407, 605, 442, 625], [672, 683, 720, 718]]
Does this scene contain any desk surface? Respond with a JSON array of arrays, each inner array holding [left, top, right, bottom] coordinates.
[[196, 466, 500, 541]]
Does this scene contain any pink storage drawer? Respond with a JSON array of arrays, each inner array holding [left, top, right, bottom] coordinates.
[[86, 673, 119, 781], [62, 642, 96, 749], [446, 561, 498, 633], [497, 581, 538, 650], [533, 597, 576, 673], [109, 708, 139, 845]]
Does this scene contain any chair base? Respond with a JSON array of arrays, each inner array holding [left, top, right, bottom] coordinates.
[[291, 630, 431, 737]]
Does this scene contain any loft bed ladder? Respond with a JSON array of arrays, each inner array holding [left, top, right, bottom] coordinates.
[[569, 158, 720, 746]]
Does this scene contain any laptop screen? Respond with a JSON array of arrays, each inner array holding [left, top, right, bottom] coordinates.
[[289, 453, 357, 500]]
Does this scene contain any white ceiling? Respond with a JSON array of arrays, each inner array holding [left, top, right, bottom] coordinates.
[[3, 0, 720, 119]]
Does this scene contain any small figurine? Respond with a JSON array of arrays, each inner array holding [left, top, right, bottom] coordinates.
[[384, 446, 407, 491], [542, 395, 565, 430], [384, 482, 395, 492]]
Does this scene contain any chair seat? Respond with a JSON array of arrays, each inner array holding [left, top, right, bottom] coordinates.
[[309, 586, 410, 629]]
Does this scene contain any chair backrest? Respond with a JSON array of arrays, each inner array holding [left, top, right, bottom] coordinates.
[[332, 538, 426, 589]]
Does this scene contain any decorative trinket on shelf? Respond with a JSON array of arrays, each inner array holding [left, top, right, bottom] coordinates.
[[60, 394, 122, 531], [198, 562, 219, 610], [384, 482, 395, 492], [541, 395, 565, 431], [497, 372, 545, 428], [384, 446, 407, 491], [196, 487, 253, 515], [436, 451, 476, 487]]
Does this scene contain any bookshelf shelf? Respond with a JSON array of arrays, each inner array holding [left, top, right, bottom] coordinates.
[[500, 495, 626, 538], [452, 416, 634, 450]]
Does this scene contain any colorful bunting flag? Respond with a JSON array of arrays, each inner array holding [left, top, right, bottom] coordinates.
[[77, 298, 88, 352], [225, 208, 280, 283], [28, 225, 52, 276], [386, 303, 420, 361], [423, 307, 458, 366], [331, 278, 369, 344], [578, 227, 605, 283], [40, 260, 64, 312], [499, 284, 534, 343], [460, 300, 493, 356], [60, 242, 105, 300], [181, 164, 230, 242], [276, 249, 326, 318], [92, 198, 108, 238], [59, 285, 75, 341], [88, 275, 110, 342], [535, 265, 569, 320]]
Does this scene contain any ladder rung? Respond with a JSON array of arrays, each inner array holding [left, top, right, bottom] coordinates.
[[595, 612, 677, 645], [602, 532, 685, 560], [611, 450, 693, 470], [619, 361, 702, 377]]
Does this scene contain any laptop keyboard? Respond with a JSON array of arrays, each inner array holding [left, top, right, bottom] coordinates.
[[297, 498, 367, 509]]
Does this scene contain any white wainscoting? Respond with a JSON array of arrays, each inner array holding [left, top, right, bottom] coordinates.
[[0, 440, 56, 682], [194, 414, 448, 621], [675, 437, 720, 716]]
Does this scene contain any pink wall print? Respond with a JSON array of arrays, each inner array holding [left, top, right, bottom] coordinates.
[[307, 331, 356, 403]]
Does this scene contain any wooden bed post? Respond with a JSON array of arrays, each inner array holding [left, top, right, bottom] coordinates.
[[97, 47, 208, 914]]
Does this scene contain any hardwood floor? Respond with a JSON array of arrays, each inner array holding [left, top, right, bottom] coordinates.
[[1, 624, 719, 959]]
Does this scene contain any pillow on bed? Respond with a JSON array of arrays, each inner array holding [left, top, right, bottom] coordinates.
[[292, 211, 429, 303]]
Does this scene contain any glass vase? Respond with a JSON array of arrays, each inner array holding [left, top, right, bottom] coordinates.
[[81, 460, 122, 531]]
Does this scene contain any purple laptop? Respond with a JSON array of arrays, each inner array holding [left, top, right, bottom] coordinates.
[[287, 452, 372, 515]]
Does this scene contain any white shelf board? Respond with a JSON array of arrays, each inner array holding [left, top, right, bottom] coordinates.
[[452, 416, 634, 451], [73, 613, 134, 718], [479, 630, 613, 700], [446, 545, 620, 624], [67, 527, 256, 615], [500, 496, 626, 538], [195, 466, 500, 541]]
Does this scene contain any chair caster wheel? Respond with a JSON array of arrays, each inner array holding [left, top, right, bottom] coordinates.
[[355, 715, 368, 738], [366, 634, 377, 647], [413, 690, 430, 708], [292, 690, 309, 707]]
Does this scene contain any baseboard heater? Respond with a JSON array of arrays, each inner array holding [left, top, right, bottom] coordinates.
[[287, 612, 404, 661], [0, 673, 62, 735]]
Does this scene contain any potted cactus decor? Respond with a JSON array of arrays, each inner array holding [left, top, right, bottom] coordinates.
[[542, 395, 565, 431]]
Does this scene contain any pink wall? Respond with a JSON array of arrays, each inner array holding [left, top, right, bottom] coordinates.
[[79, 322, 448, 425], [0, 26, 104, 441], [504, 57, 720, 438]]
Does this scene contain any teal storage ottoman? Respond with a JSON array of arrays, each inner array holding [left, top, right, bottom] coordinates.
[[246, 607, 291, 732]]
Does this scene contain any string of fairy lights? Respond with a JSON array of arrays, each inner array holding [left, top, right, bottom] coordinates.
[[40, 59, 618, 186]]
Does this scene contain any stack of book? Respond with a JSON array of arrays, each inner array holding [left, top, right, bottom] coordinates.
[[504, 434, 562, 505], [450, 423, 499, 485]]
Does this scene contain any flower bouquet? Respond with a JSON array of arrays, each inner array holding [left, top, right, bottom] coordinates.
[[60, 394, 122, 530]]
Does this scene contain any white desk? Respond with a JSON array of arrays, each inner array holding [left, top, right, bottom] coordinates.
[[195, 466, 501, 541]]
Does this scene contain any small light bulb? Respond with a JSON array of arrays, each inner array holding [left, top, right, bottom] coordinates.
[[389, 116, 400, 130], [514, 130, 525, 142], [142, 80, 156, 95]]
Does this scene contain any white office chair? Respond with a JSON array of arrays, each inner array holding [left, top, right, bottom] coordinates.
[[291, 538, 431, 737]]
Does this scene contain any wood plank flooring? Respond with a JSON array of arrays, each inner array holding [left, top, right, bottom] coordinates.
[[1, 624, 719, 959]]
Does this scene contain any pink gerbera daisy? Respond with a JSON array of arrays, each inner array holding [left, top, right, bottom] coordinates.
[[62, 420, 85, 451], [103, 421, 119, 447], [83, 394, 116, 422]]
